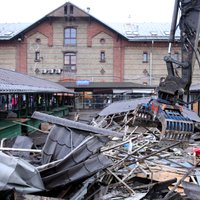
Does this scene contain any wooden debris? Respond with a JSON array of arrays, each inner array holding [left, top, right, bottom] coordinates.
[[2, 109, 200, 199]]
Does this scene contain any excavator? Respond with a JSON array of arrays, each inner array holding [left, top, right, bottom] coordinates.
[[134, 0, 200, 144]]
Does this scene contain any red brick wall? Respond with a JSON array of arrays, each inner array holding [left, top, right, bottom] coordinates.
[[16, 21, 53, 73], [113, 39, 125, 82], [16, 41, 27, 73]]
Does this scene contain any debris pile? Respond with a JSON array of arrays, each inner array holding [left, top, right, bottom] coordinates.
[[1, 99, 200, 199]]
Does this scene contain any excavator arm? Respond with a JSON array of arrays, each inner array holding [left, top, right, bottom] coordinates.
[[158, 0, 200, 104], [134, 0, 200, 145]]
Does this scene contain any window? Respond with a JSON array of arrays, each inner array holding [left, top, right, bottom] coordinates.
[[35, 38, 41, 43], [35, 51, 40, 62], [64, 52, 76, 72], [100, 38, 105, 44], [70, 5, 74, 14], [64, 5, 73, 15], [64, 27, 77, 46], [143, 52, 149, 63], [100, 51, 106, 62], [64, 5, 68, 15]]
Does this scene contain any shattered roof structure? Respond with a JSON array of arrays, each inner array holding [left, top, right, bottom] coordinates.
[[98, 97, 200, 123], [0, 111, 120, 193], [2, 107, 200, 199], [0, 68, 72, 93], [39, 125, 112, 189], [98, 97, 152, 116]]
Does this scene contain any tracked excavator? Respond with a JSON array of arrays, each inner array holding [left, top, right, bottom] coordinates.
[[134, 0, 200, 144]]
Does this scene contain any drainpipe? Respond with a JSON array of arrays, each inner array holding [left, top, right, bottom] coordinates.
[[149, 40, 154, 85]]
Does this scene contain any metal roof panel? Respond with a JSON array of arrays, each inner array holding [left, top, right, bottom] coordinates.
[[0, 68, 72, 93], [108, 22, 180, 41], [0, 23, 31, 40], [0, 21, 180, 42]]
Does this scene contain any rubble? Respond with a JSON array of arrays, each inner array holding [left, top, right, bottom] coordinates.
[[0, 151, 44, 193], [1, 100, 200, 199]]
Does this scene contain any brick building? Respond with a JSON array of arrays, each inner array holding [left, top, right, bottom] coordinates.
[[0, 2, 200, 110], [0, 2, 179, 84]]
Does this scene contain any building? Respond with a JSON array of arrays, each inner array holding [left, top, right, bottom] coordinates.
[[0, 68, 73, 138], [0, 2, 200, 110], [0, 2, 176, 83], [59, 81, 155, 109]]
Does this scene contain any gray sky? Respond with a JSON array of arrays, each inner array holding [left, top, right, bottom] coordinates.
[[0, 0, 175, 23]]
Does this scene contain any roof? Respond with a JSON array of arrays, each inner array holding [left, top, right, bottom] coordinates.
[[98, 97, 200, 123], [32, 111, 117, 189], [109, 22, 180, 41], [0, 23, 31, 40], [59, 81, 155, 89], [190, 83, 200, 92], [0, 2, 178, 42], [0, 21, 175, 42], [0, 68, 72, 93], [98, 97, 151, 116]]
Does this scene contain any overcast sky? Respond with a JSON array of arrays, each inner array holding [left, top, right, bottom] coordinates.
[[0, 0, 175, 23]]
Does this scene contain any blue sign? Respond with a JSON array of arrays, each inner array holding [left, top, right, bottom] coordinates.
[[76, 80, 90, 86]]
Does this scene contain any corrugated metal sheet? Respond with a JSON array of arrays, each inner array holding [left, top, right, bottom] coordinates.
[[98, 97, 151, 116], [0, 68, 72, 93], [98, 97, 200, 122], [41, 125, 109, 165], [0, 151, 44, 193], [39, 124, 112, 189]]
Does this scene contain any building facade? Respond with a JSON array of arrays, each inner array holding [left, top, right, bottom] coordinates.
[[1, 2, 200, 111], [1, 2, 197, 85]]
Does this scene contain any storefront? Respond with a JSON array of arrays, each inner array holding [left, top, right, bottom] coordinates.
[[59, 81, 155, 110]]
